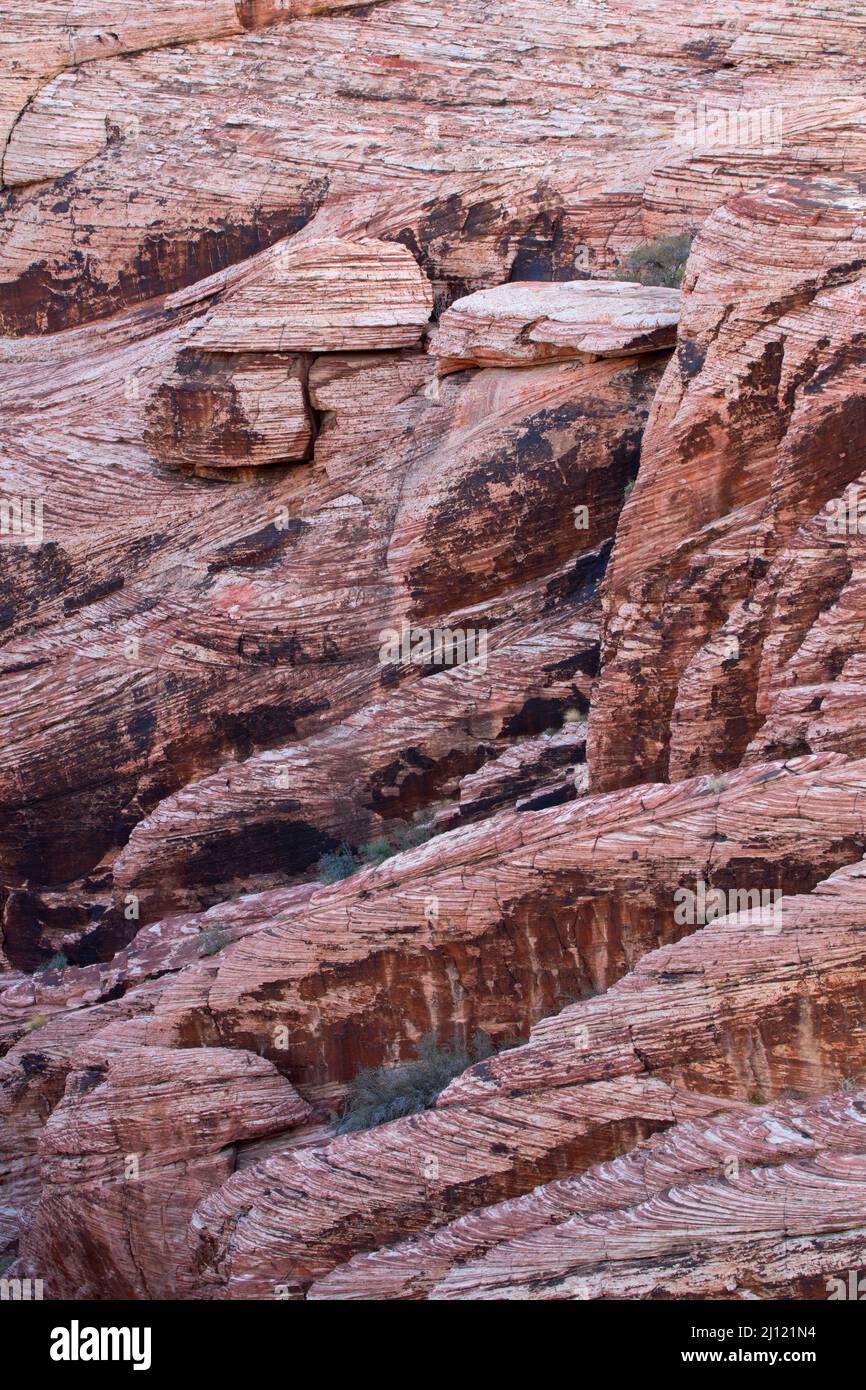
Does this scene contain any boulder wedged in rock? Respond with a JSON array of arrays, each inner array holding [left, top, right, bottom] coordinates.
[[431, 281, 680, 374], [145, 351, 313, 474], [189, 237, 434, 354]]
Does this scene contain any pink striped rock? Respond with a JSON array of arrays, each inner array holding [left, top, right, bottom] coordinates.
[[431, 281, 680, 374]]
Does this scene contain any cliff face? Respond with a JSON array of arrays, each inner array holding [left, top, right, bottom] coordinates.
[[2, 0, 866, 1301], [589, 176, 866, 790]]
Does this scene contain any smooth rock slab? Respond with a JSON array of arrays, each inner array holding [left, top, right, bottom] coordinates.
[[431, 280, 680, 374]]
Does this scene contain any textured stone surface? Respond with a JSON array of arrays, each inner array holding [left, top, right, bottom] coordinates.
[[21, 1043, 310, 1299], [588, 175, 866, 791], [310, 1091, 866, 1300], [183, 851, 866, 1297], [431, 281, 680, 374], [146, 351, 313, 474], [2, 2, 865, 334], [119, 755, 866, 1096], [189, 237, 434, 354], [0, 305, 657, 950], [109, 607, 599, 922], [4, 0, 866, 1306]]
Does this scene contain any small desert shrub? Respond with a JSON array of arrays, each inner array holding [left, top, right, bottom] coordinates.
[[198, 926, 232, 957], [35, 952, 68, 975], [748, 1089, 768, 1106], [359, 818, 435, 867], [707, 773, 729, 793], [315, 817, 437, 882], [332, 1032, 515, 1134], [623, 480, 635, 501], [316, 842, 358, 883], [614, 232, 694, 288], [316, 818, 437, 881]]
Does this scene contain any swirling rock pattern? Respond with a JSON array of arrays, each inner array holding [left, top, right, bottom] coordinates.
[[3, 0, 866, 1303]]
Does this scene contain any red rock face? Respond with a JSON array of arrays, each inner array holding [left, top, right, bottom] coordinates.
[[146, 352, 314, 475], [3, 0, 866, 1306], [588, 176, 866, 790]]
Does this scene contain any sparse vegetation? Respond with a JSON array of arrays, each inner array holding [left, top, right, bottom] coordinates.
[[707, 773, 730, 793], [359, 818, 435, 866], [332, 1031, 518, 1134], [26, 1013, 47, 1033], [316, 816, 436, 882], [35, 951, 68, 974], [316, 841, 358, 883], [748, 1089, 768, 1106], [198, 926, 233, 957], [623, 480, 635, 501], [614, 231, 695, 288]]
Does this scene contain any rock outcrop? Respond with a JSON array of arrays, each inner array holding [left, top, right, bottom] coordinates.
[[431, 281, 680, 374], [588, 175, 866, 790], [310, 1090, 866, 1301], [146, 352, 314, 474], [26, 1043, 311, 1300], [179, 852, 866, 1298]]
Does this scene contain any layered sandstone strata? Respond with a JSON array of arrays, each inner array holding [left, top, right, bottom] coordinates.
[[588, 175, 866, 790], [431, 281, 680, 374], [310, 1090, 866, 1300], [4, 0, 866, 1307], [2, 3, 864, 334]]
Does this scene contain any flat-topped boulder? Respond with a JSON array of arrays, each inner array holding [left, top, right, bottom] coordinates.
[[430, 280, 680, 374], [190, 237, 434, 353]]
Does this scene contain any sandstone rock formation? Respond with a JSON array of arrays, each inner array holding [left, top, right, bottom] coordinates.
[[431, 281, 681, 374], [146, 351, 314, 474], [588, 174, 866, 790], [3, 0, 866, 1306], [311, 1090, 866, 1301]]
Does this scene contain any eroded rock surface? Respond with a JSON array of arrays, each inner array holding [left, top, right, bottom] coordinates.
[[3, 0, 866, 1305], [589, 175, 866, 790], [431, 281, 681, 374], [310, 1090, 866, 1300]]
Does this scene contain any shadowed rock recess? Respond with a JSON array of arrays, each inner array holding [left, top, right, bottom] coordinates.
[[1, 0, 866, 1304]]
